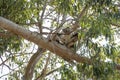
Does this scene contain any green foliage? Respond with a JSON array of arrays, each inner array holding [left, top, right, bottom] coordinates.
[[0, 34, 21, 54], [90, 0, 112, 13], [60, 65, 77, 80]]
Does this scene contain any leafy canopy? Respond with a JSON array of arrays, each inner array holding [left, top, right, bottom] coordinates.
[[0, 0, 120, 80]]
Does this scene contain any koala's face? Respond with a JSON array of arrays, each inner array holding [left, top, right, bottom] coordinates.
[[62, 27, 71, 34]]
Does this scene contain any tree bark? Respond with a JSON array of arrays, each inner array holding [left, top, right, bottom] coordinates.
[[23, 48, 45, 80]]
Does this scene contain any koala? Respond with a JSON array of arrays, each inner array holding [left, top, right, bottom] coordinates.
[[54, 27, 78, 51], [66, 32, 78, 47]]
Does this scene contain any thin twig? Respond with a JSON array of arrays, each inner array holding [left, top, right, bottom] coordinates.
[[0, 66, 25, 79], [45, 64, 67, 76], [36, 52, 51, 80], [39, 0, 48, 34], [72, 5, 90, 31], [0, 57, 11, 66]]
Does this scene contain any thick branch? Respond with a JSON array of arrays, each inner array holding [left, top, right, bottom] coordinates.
[[0, 17, 120, 70], [23, 48, 45, 80], [0, 17, 90, 63]]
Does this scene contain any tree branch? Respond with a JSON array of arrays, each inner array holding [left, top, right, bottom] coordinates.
[[36, 52, 51, 80], [72, 5, 89, 31], [23, 48, 45, 80], [0, 17, 120, 71]]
